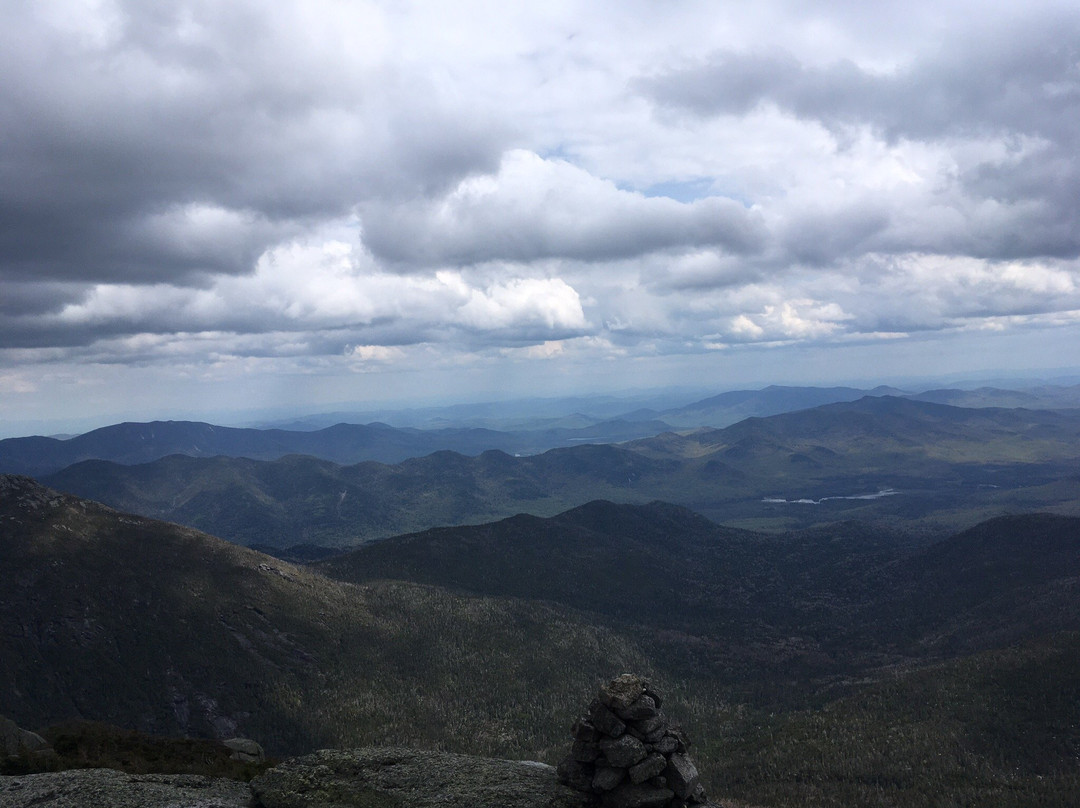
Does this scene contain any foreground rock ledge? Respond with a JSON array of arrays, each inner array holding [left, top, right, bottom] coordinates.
[[0, 769, 253, 808], [250, 747, 590, 808], [4, 746, 711, 808]]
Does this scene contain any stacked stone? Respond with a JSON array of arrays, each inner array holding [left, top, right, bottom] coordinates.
[[556, 674, 709, 808]]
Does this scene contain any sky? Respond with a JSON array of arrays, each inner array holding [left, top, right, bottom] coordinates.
[[3, 0, 1080, 432]]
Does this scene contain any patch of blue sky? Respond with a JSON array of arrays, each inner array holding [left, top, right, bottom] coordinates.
[[640, 178, 753, 206]]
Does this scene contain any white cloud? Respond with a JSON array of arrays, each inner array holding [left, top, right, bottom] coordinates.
[[499, 335, 621, 361], [725, 299, 851, 343], [359, 149, 766, 266], [0, 372, 37, 394], [4, 0, 1080, 420], [346, 344, 406, 362], [454, 275, 587, 331], [41, 234, 588, 353]]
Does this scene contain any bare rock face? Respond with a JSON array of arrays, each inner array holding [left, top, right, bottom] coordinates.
[[557, 675, 714, 808], [251, 747, 591, 808], [0, 769, 253, 808]]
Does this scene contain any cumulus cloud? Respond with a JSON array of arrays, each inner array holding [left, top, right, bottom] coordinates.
[[639, 14, 1080, 144], [0, 234, 588, 355], [693, 255, 1080, 343], [359, 150, 766, 267], [0, 0, 506, 284], [726, 299, 851, 343], [4, 0, 1080, 419], [639, 11, 1080, 264]]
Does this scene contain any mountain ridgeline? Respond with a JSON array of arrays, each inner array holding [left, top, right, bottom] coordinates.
[[0, 418, 673, 477], [10, 381, 1080, 479], [37, 396, 1080, 548], [318, 502, 1080, 667], [2, 475, 1079, 807]]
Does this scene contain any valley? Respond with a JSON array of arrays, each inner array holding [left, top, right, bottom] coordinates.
[[2, 471, 1079, 806], [3, 384, 1080, 807]]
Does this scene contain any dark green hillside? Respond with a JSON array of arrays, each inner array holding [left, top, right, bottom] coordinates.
[[0, 475, 678, 763], [707, 633, 1080, 808], [865, 513, 1080, 653], [5, 476, 1080, 806], [321, 499, 922, 652], [320, 500, 771, 634], [321, 503, 1080, 688]]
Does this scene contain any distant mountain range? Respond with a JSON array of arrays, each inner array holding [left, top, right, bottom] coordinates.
[[256, 382, 1080, 432], [38, 396, 1080, 548], [649, 384, 906, 427], [41, 443, 672, 547], [3, 475, 1078, 805], [7, 383, 1080, 478], [0, 417, 673, 477]]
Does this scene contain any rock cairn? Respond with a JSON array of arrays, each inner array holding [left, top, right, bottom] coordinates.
[[556, 674, 708, 808]]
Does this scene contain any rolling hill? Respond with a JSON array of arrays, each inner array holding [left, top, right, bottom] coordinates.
[[654, 381, 1080, 428], [10, 383, 1080, 480]]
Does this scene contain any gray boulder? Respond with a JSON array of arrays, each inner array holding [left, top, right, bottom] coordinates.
[[0, 769, 253, 808], [600, 735, 647, 769], [664, 753, 700, 799], [251, 747, 591, 808], [0, 718, 49, 759], [223, 737, 265, 764], [599, 674, 646, 712]]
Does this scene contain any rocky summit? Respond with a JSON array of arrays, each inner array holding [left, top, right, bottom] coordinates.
[[0, 769, 253, 808], [251, 746, 588, 808], [557, 674, 713, 808], [0, 747, 591, 808]]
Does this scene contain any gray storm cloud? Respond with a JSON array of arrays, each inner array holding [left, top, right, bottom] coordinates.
[[639, 13, 1080, 264], [640, 15, 1080, 144], [2, 0, 1080, 410], [0, 1, 506, 285]]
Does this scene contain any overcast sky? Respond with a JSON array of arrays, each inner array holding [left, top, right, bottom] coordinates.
[[3, 0, 1080, 431]]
